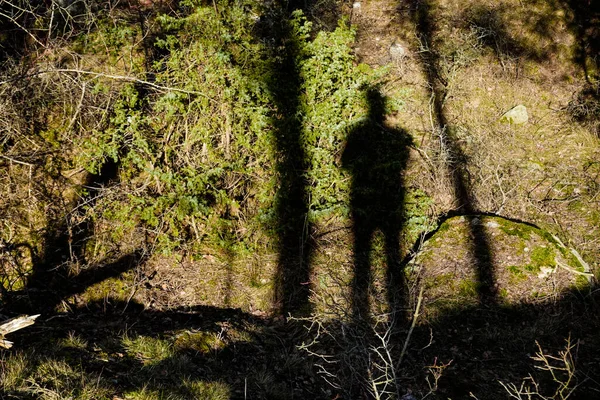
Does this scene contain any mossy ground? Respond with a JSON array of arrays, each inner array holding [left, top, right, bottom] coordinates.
[[1, 0, 599, 398], [411, 216, 588, 314]]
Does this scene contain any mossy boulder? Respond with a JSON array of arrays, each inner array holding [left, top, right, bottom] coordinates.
[[408, 215, 589, 319]]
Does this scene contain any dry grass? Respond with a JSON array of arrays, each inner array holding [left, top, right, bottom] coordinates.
[[1, 0, 599, 398]]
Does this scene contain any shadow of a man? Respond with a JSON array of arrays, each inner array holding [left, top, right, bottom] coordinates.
[[342, 87, 412, 323]]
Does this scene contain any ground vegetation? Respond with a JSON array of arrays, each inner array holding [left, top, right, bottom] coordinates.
[[0, 0, 599, 398]]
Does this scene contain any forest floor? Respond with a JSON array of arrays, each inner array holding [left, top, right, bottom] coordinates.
[[2, 0, 600, 399]]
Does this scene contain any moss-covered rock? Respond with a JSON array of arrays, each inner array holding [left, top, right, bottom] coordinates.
[[408, 215, 589, 319]]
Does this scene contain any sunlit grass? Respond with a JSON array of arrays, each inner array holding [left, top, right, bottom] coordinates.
[[0, 351, 30, 392], [124, 380, 230, 400], [122, 335, 173, 366]]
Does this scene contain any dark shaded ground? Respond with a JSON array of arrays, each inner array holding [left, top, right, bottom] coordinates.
[[2, 282, 599, 399], [408, 288, 600, 399]]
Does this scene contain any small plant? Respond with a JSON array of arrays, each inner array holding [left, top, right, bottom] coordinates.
[[122, 335, 173, 366], [60, 331, 88, 350], [0, 351, 30, 392], [500, 337, 581, 400], [567, 83, 600, 138]]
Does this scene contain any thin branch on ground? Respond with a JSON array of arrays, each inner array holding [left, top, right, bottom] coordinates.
[[0, 69, 217, 101]]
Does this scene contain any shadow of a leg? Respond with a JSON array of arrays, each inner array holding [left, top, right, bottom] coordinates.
[[384, 226, 408, 324], [352, 222, 373, 323]]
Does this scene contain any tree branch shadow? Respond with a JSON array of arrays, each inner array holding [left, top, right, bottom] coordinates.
[[405, 0, 498, 305]]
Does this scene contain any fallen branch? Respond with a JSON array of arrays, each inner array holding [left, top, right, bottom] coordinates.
[[0, 314, 40, 349], [556, 261, 594, 278], [0, 68, 216, 102], [399, 284, 424, 364]]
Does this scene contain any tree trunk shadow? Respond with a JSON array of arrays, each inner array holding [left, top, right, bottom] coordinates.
[[405, 0, 498, 305]]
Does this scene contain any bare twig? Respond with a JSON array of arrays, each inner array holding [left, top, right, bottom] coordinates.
[[0, 8, 46, 48], [0, 154, 35, 167], [0, 69, 217, 102], [66, 81, 87, 134], [399, 284, 424, 364]]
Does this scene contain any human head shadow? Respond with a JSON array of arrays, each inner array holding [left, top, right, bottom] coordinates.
[[342, 87, 413, 324]]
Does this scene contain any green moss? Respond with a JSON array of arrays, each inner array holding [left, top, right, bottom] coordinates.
[[39, 128, 62, 148], [436, 220, 451, 234], [530, 246, 556, 268], [524, 264, 541, 273], [574, 275, 591, 290], [508, 265, 524, 277], [507, 265, 520, 275], [430, 218, 469, 246], [498, 219, 534, 240], [415, 249, 435, 267], [80, 275, 130, 305], [424, 273, 454, 290]]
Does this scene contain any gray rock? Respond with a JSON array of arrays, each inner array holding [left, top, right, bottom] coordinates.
[[500, 104, 528, 124], [389, 41, 407, 61]]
